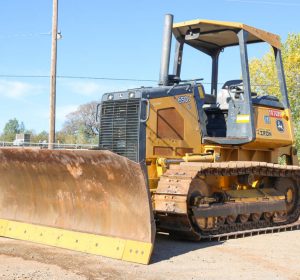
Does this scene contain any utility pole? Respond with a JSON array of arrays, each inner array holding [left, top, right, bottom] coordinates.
[[49, 0, 58, 149]]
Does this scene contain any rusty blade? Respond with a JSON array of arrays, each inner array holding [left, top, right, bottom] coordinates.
[[0, 148, 155, 244]]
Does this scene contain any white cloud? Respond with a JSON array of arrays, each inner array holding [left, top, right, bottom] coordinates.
[[0, 80, 43, 99], [62, 80, 147, 97], [63, 81, 106, 97], [56, 104, 79, 122], [69, 81, 102, 96], [22, 105, 79, 131], [37, 104, 78, 122]]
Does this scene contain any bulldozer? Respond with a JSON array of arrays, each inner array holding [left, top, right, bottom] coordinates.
[[0, 14, 299, 265]]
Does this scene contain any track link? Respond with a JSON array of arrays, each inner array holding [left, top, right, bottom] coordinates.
[[203, 220, 300, 242], [154, 161, 300, 241]]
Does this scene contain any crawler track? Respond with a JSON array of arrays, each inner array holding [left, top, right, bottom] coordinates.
[[154, 161, 300, 241], [202, 220, 300, 242]]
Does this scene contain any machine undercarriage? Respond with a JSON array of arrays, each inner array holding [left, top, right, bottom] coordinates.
[[155, 161, 300, 240]]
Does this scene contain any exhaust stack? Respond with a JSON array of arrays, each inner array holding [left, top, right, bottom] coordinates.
[[158, 14, 173, 86]]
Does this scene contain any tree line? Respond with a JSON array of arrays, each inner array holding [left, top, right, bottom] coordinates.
[[0, 101, 99, 144]]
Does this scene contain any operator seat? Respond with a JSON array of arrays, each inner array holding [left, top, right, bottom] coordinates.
[[217, 79, 243, 110], [203, 79, 250, 145]]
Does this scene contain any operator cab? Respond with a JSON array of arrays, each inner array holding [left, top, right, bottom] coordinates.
[[160, 16, 290, 145], [204, 79, 284, 143]]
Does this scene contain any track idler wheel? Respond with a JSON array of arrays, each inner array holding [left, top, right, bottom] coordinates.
[[188, 178, 212, 234], [274, 178, 298, 214]]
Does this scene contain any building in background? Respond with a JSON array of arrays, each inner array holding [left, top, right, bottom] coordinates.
[[13, 133, 31, 146]]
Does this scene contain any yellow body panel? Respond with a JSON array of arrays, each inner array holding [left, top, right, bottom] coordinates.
[[146, 93, 202, 158], [245, 106, 294, 149], [145, 91, 203, 189], [145, 89, 297, 191]]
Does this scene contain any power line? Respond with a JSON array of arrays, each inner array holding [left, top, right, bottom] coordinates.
[[58, 75, 157, 82], [0, 74, 299, 88], [0, 32, 51, 39], [226, 0, 300, 6], [0, 74, 157, 83]]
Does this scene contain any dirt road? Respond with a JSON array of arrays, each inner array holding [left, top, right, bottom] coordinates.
[[0, 230, 299, 280]]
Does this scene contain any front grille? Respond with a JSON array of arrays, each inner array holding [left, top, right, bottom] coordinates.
[[99, 98, 140, 162]]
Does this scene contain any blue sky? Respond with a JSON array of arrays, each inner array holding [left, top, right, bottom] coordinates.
[[0, 0, 299, 133]]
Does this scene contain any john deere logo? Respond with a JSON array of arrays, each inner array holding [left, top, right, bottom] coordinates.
[[276, 119, 284, 132]]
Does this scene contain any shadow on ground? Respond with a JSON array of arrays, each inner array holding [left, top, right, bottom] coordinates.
[[151, 233, 223, 264]]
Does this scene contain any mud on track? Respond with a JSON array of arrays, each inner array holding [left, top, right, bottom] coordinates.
[[0, 230, 299, 280]]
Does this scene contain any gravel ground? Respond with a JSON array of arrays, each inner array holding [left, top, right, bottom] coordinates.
[[0, 230, 299, 280]]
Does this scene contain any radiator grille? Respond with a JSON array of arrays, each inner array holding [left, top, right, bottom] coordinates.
[[99, 98, 140, 162]]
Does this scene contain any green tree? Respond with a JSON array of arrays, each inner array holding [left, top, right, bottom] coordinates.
[[61, 101, 99, 144], [249, 33, 300, 149], [1, 118, 25, 142], [31, 130, 49, 143]]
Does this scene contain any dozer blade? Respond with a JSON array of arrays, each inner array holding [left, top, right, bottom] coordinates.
[[0, 148, 155, 264]]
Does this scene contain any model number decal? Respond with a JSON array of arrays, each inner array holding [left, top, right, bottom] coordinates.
[[256, 128, 272, 137], [177, 96, 190, 104]]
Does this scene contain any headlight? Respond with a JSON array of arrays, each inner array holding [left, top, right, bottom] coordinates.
[[108, 94, 114, 100], [129, 92, 135, 98]]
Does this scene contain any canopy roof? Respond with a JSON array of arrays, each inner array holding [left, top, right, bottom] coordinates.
[[172, 19, 281, 54]]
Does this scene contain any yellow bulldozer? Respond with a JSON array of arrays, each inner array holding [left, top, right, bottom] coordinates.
[[0, 14, 299, 265]]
